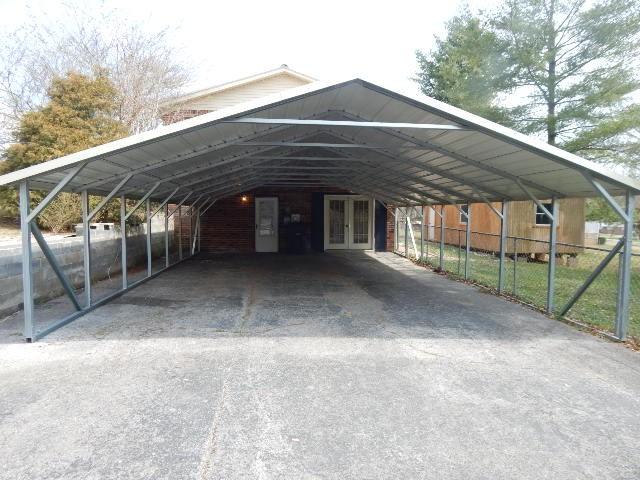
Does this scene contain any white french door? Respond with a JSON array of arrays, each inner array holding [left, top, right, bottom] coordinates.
[[324, 195, 373, 250]]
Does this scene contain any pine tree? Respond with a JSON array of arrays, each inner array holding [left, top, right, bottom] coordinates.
[[415, 0, 640, 168], [415, 12, 513, 124]]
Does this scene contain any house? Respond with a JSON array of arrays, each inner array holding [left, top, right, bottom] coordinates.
[[162, 66, 585, 256], [160, 65, 316, 123]]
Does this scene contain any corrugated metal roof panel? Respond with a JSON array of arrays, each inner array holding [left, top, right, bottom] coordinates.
[[0, 78, 637, 204]]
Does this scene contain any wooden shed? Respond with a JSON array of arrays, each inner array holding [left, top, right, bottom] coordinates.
[[427, 199, 585, 255]]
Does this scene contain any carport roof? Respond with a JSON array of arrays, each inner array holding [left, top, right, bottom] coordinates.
[[1, 78, 638, 205]]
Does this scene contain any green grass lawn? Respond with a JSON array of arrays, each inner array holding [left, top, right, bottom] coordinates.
[[398, 238, 640, 341]]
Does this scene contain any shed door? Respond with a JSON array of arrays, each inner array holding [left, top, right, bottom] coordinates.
[[255, 197, 278, 252]]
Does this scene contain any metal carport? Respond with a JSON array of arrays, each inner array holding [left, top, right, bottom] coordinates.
[[1, 78, 638, 341]]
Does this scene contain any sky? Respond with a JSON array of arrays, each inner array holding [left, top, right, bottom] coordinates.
[[0, 0, 500, 96]]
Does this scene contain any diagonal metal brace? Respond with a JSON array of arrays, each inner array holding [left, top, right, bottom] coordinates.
[[88, 174, 134, 221], [31, 224, 82, 311], [200, 199, 217, 217], [583, 173, 629, 222], [516, 179, 554, 221], [167, 192, 193, 218], [124, 182, 160, 221], [27, 163, 87, 223], [559, 238, 624, 317], [151, 187, 180, 218]]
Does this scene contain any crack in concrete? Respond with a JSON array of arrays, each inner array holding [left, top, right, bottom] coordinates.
[[196, 367, 232, 480], [237, 279, 257, 333]]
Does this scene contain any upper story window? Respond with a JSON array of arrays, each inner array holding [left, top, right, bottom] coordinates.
[[459, 204, 469, 224], [535, 202, 553, 225]]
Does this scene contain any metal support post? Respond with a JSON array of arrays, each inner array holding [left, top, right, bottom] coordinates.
[[546, 197, 558, 313], [120, 195, 127, 289], [582, 174, 635, 339], [178, 205, 183, 261], [498, 201, 507, 293], [406, 210, 418, 258], [146, 198, 152, 277], [420, 206, 424, 260], [188, 207, 193, 257], [513, 238, 518, 296], [439, 206, 445, 270], [404, 208, 408, 257], [465, 207, 471, 279], [19, 181, 34, 341], [164, 203, 169, 268], [197, 206, 202, 253], [81, 190, 91, 307], [394, 208, 398, 251], [616, 191, 635, 339]]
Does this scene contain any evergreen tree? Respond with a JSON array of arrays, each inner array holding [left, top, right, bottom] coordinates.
[[0, 71, 127, 231], [415, 0, 640, 168], [415, 12, 513, 124]]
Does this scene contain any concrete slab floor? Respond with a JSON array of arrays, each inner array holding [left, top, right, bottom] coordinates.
[[0, 252, 639, 480]]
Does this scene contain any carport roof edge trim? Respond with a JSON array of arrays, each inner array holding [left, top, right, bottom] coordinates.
[[1, 77, 638, 195]]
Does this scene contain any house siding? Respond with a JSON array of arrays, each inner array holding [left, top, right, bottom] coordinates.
[[162, 73, 311, 125]]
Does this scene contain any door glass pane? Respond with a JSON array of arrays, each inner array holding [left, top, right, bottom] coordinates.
[[258, 200, 275, 237], [329, 200, 345, 244], [352, 200, 369, 244]]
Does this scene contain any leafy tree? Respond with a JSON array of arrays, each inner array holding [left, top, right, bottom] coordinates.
[[415, 12, 514, 124], [0, 1, 189, 145], [492, 0, 640, 163], [0, 71, 128, 231], [415, 0, 640, 167]]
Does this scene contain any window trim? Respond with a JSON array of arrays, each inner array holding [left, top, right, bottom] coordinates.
[[459, 204, 469, 224], [534, 202, 553, 226]]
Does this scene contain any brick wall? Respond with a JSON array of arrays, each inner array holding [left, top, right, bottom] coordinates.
[[386, 205, 395, 252], [161, 109, 211, 124], [178, 188, 352, 254], [201, 194, 255, 253]]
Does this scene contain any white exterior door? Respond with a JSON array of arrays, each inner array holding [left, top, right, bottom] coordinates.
[[324, 195, 373, 250], [255, 197, 278, 252]]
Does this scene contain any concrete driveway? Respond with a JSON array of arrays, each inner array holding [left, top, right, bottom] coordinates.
[[1, 252, 639, 479]]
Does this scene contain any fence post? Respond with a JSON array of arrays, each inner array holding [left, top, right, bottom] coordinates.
[[498, 201, 507, 293], [615, 191, 635, 339], [546, 197, 558, 313]]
